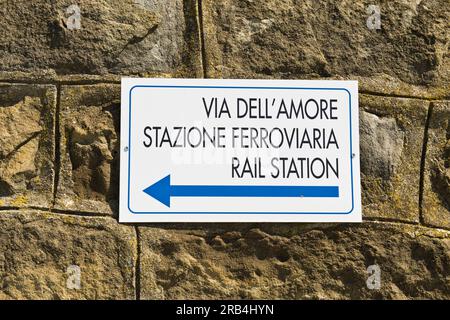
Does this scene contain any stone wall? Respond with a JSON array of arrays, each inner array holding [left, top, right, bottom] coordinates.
[[0, 0, 448, 299]]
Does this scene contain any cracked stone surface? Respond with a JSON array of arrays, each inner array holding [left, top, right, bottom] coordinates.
[[0, 211, 136, 299], [359, 95, 428, 222], [360, 111, 404, 180], [202, 0, 449, 89], [138, 223, 450, 299], [423, 101, 450, 229], [0, 84, 55, 209], [55, 85, 120, 215], [0, 0, 202, 77]]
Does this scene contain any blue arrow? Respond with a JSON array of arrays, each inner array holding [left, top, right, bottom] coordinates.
[[143, 175, 339, 208]]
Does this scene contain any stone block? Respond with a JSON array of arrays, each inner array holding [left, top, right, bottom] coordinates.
[[360, 95, 428, 222], [55, 84, 120, 215], [0, 84, 56, 209], [423, 101, 450, 229], [0, 0, 202, 76], [202, 0, 449, 88], [138, 223, 450, 299]]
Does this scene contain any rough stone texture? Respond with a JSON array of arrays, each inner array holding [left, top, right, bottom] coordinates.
[[56, 85, 120, 215], [0, 0, 449, 301], [0, 84, 55, 209], [138, 223, 450, 299], [202, 0, 449, 89], [0, 0, 202, 77], [360, 95, 428, 222], [0, 211, 136, 299], [423, 101, 450, 229]]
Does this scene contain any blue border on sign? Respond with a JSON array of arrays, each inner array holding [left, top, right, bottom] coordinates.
[[127, 85, 354, 215]]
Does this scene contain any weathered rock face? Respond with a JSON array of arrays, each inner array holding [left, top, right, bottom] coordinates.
[[0, 0, 202, 77], [423, 101, 450, 229], [359, 95, 428, 222], [56, 85, 120, 215], [0, 211, 136, 299], [0, 84, 55, 209], [360, 111, 404, 180], [202, 0, 449, 88], [138, 223, 450, 299]]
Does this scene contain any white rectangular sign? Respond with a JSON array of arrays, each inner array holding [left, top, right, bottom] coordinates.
[[120, 78, 361, 222]]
